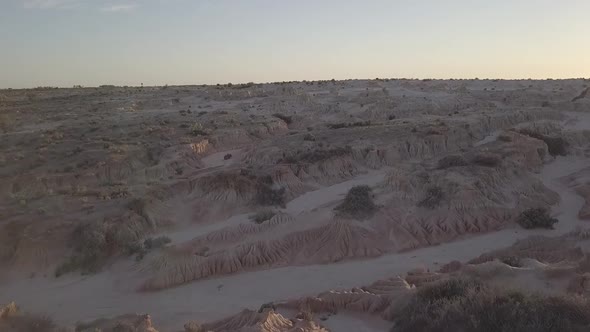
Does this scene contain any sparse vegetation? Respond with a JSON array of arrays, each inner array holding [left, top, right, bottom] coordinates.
[[144, 236, 171, 250], [327, 121, 371, 129], [303, 133, 316, 141], [334, 185, 377, 220], [189, 122, 208, 136], [518, 129, 568, 156], [418, 186, 443, 209], [249, 210, 276, 224], [0, 302, 57, 332], [500, 256, 523, 267], [516, 207, 558, 229], [471, 153, 502, 167], [437, 155, 468, 169], [255, 175, 286, 207], [392, 278, 590, 332], [272, 113, 293, 124], [281, 146, 352, 164]]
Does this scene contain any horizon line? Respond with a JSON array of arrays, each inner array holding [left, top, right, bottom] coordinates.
[[3, 77, 590, 90]]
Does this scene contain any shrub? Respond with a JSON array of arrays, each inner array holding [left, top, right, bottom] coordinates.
[[471, 153, 502, 167], [518, 129, 568, 156], [255, 176, 286, 207], [516, 208, 558, 229], [418, 186, 443, 209], [335, 185, 377, 220], [249, 210, 276, 224], [272, 113, 293, 124], [303, 133, 316, 141], [500, 256, 523, 267], [190, 122, 208, 136], [0, 308, 57, 332], [327, 121, 371, 129], [224, 153, 232, 160], [281, 146, 352, 164], [437, 155, 468, 169], [144, 236, 171, 250], [392, 278, 590, 332]]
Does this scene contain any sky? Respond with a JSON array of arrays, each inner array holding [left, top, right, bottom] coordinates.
[[1, 0, 589, 88]]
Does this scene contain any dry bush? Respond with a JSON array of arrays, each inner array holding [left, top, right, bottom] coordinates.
[[418, 186, 443, 209], [335, 185, 377, 220], [518, 129, 568, 156], [437, 155, 468, 169], [0, 303, 58, 332], [516, 208, 558, 229], [249, 210, 276, 224], [392, 278, 590, 332]]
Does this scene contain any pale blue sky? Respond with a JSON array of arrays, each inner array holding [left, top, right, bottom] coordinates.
[[1, 0, 589, 88]]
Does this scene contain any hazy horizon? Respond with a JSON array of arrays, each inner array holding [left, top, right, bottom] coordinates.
[[2, 0, 589, 89]]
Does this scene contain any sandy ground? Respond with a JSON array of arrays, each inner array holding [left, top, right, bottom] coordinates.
[[0, 156, 586, 330]]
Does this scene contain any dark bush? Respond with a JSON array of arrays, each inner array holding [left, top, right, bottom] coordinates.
[[249, 210, 276, 224], [437, 155, 468, 169], [144, 236, 171, 250], [281, 146, 352, 164], [418, 186, 443, 209], [303, 133, 316, 141], [224, 153, 232, 160], [392, 278, 590, 332], [501, 256, 523, 267], [516, 208, 558, 229], [327, 121, 371, 129], [255, 177, 286, 207], [335, 185, 377, 220], [272, 113, 293, 124], [472, 153, 502, 167], [518, 129, 568, 156]]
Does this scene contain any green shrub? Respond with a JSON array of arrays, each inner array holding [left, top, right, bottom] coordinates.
[[190, 122, 208, 136], [392, 278, 590, 332], [335, 185, 377, 220], [516, 208, 558, 229]]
